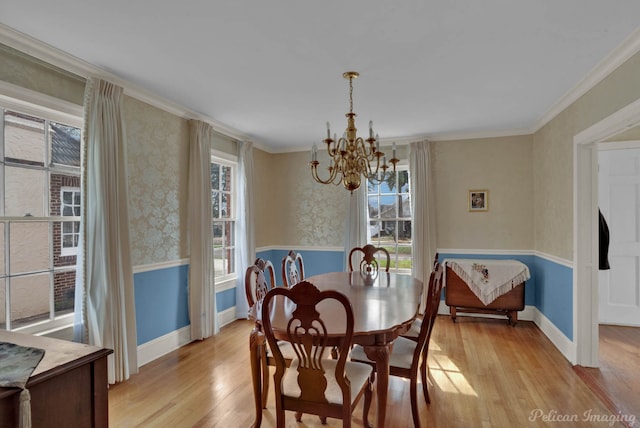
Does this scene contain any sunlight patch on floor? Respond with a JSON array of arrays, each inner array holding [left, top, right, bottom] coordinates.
[[429, 350, 478, 397]]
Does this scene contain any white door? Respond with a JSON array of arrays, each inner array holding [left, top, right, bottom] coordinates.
[[598, 148, 640, 326]]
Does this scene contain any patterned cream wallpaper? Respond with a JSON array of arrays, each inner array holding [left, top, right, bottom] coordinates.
[[532, 51, 640, 260], [259, 151, 348, 247], [124, 96, 189, 266], [433, 135, 534, 251]]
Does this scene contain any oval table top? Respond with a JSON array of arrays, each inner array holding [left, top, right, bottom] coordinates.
[[256, 271, 423, 343]]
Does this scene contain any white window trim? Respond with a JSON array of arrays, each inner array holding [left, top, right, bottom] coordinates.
[[1, 89, 82, 334], [211, 152, 238, 282], [367, 166, 413, 273]]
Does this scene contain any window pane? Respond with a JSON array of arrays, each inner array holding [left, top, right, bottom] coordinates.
[[9, 222, 50, 273], [4, 111, 45, 165], [222, 166, 231, 191], [62, 222, 73, 233], [63, 206, 74, 216], [74, 192, 81, 205], [370, 220, 381, 240], [63, 191, 72, 205], [397, 170, 410, 192], [213, 247, 226, 275], [50, 122, 81, 167], [5, 166, 46, 217], [379, 195, 396, 218], [368, 196, 379, 218], [212, 191, 220, 218], [212, 222, 223, 241], [400, 220, 412, 242], [11, 273, 50, 328], [221, 193, 229, 218], [63, 234, 74, 248], [211, 164, 220, 190], [401, 194, 412, 217], [54, 269, 76, 316]]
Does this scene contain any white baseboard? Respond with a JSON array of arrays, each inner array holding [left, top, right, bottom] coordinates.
[[532, 307, 576, 364], [218, 307, 237, 328], [137, 326, 192, 367], [137, 307, 238, 367], [437, 303, 575, 362]]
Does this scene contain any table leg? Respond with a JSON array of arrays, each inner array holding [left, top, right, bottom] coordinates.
[[249, 326, 264, 428], [364, 344, 391, 428]]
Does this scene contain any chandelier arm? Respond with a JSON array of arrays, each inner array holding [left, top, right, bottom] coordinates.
[[310, 159, 340, 185]]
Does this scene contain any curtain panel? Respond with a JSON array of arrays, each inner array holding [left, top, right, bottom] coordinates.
[[344, 186, 369, 270], [74, 77, 138, 383], [236, 141, 255, 318], [410, 140, 437, 310], [187, 120, 217, 339]]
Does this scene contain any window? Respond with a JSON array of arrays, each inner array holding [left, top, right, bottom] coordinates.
[[60, 187, 81, 256], [211, 155, 236, 281], [1, 108, 81, 331], [367, 169, 412, 271]]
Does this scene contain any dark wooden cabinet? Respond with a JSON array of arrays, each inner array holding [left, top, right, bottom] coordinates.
[[0, 331, 112, 428]]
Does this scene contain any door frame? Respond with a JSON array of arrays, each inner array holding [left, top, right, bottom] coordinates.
[[574, 98, 640, 367]]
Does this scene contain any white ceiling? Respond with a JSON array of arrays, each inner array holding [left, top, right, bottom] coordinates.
[[2, 1, 640, 152]]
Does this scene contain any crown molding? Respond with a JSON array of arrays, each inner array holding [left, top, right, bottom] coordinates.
[[1, 24, 258, 146], [533, 27, 640, 133], [4, 23, 640, 152]]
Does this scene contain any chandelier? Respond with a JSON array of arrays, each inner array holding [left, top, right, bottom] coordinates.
[[310, 71, 398, 192]]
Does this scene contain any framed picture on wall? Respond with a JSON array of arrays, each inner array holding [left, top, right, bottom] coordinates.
[[469, 189, 488, 212]]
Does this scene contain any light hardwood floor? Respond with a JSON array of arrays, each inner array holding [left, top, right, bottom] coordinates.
[[109, 317, 632, 427], [574, 325, 640, 428]]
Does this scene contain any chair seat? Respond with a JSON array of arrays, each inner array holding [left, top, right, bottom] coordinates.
[[402, 318, 422, 340], [350, 336, 418, 370], [266, 340, 297, 361], [283, 359, 373, 405]]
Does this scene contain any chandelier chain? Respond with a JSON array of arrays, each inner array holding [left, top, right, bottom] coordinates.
[[348, 76, 354, 114]]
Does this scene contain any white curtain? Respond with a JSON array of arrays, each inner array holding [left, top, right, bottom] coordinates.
[[74, 77, 138, 383], [410, 140, 437, 310], [343, 186, 369, 270], [236, 141, 255, 318], [188, 120, 217, 339]]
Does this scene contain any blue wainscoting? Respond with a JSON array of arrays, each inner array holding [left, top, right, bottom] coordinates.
[[532, 256, 573, 340], [256, 248, 345, 286], [133, 249, 573, 350], [133, 264, 190, 345]]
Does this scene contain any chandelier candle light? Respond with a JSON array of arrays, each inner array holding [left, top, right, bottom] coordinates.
[[310, 71, 399, 192]]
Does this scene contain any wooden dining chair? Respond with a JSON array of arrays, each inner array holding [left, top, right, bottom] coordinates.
[[245, 258, 296, 409], [261, 280, 373, 428], [350, 263, 444, 428], [402, 252, 440, 341], [281, 250, 305, 287], [348, 244, 390, 273]]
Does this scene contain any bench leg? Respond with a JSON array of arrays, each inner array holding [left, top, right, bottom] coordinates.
[[450, 306, 457, 322]]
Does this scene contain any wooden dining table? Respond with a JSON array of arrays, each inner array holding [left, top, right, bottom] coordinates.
[[248, 271, 423, 428]]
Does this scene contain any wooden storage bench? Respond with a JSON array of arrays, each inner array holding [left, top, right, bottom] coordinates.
[[444, 261, 526, 326]]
